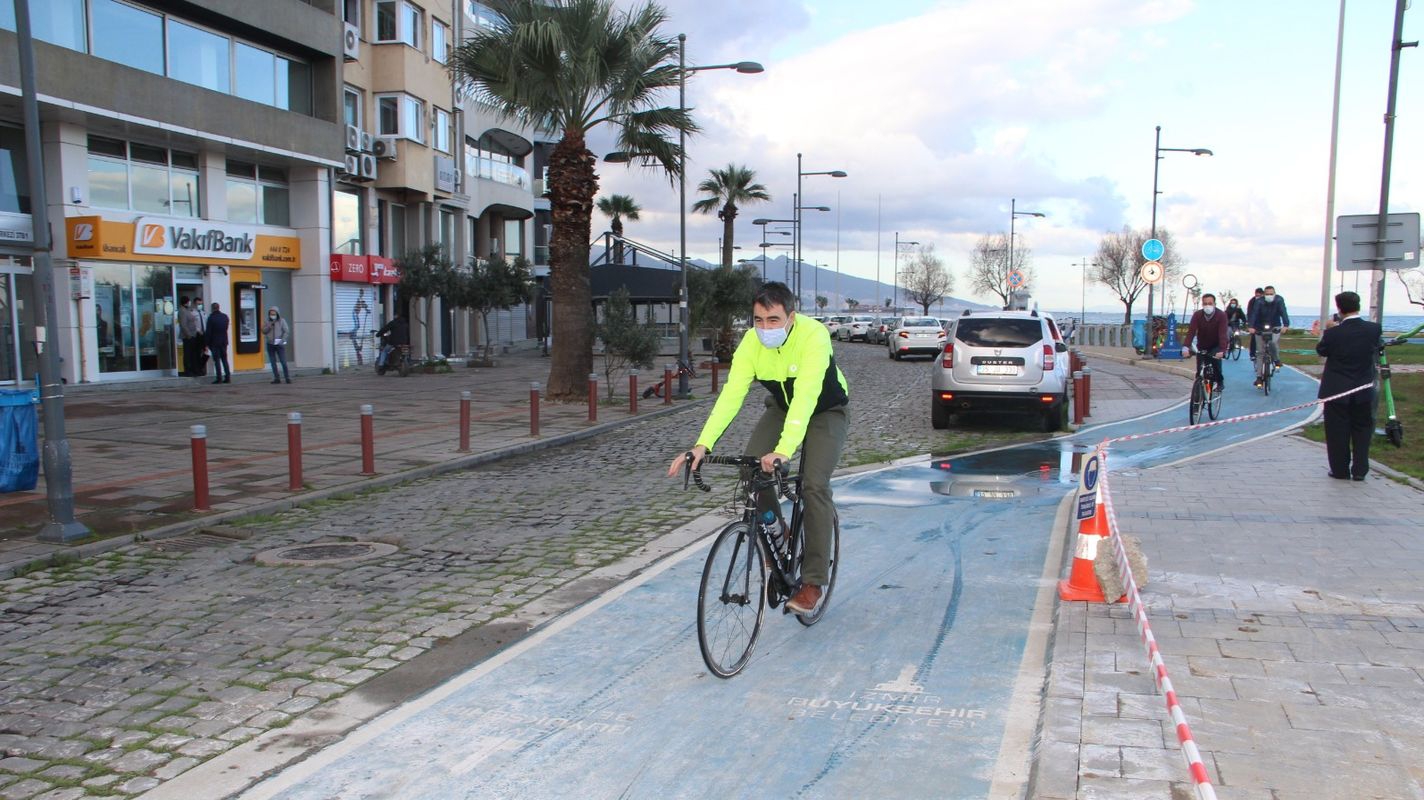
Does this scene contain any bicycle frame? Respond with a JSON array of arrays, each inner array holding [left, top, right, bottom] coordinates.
[[689, 455, 806, 604]]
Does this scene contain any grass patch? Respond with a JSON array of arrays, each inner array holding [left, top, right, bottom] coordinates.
[[1278, 337, 1424, 367], [1298, 372, 1424, 480], [844, 448, 921, 467]]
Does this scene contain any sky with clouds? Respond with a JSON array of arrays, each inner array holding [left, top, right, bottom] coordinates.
[[589, 0, 1422, 318]]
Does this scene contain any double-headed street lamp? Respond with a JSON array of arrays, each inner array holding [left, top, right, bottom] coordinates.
[[795, 154, 847, 304], [608, 35, 762, 398], [1008, 198, 1046, 290], [1146, 126, 1213, 339], [752, 220, 792, 280]]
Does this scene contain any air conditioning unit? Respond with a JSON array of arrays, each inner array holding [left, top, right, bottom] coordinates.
[[340, 154, 359, 175], [343, 22, 360, 61], [359, 131, 374, 152], [344, 124, 361, 153], [372, 136, 398, 160], [359, 153, 378, 180]]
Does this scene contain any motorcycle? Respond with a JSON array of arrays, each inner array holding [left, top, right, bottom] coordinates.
[[375, 331, 411, 377]]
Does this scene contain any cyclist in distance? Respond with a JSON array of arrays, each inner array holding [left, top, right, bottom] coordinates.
[[667, 282, 849, 615], [1247, 285, 1290, 388], [1225, 297, 1247, 334], [1185, 293, 1230, 388]]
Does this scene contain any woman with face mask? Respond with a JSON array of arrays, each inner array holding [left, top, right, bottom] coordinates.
[[667, 282, 850, 616], [262, 306, 292, 384]]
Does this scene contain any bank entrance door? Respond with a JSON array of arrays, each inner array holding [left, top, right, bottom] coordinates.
[[0, 258, 36, 385], [175, 269, 205, 375]]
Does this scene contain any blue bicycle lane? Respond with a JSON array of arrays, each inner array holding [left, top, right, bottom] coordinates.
[[242, 357, 1316, 800]]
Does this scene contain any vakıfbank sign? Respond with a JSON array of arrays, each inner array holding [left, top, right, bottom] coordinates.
[[67, 215, 301, 268]]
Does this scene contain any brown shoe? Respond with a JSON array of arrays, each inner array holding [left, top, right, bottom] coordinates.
[[786, 584, 822, 614]]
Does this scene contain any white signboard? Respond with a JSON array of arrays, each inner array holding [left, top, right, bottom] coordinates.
[[0, 211, 33, 245]]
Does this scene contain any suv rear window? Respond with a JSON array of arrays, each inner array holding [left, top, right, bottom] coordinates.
[[955, 318, 1043, 347]]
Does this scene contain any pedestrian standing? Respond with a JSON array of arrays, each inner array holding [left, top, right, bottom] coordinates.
[[1316, 291, 1382, 481], [206, 302, 231, 384], [262, 306, 292, 384], [177, 296, 204, 376]]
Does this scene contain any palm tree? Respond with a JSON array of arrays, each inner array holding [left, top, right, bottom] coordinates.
[[597, 194, 641, 265], [692, 164, 770, 268], [452, 0, 694, 399]]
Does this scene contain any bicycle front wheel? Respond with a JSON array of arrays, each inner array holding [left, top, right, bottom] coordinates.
[[796, 511, 840, 627], [697, 522, 767, 678], [1207, 382, 1222, 420], [1263, 371, 1271, 396], [1189, 379, 1204, 425]]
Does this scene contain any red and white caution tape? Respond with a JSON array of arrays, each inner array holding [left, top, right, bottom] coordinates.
[[1084, 381, 1370, 800]]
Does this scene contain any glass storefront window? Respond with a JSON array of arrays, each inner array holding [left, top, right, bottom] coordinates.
[[333, 189, 363, 255], [94, 264, 174, 374], [87, 138, 200, 215], [0, 261, 37, 384], [92, 0, 164, 75], [167, 19, 231, 94], [235, 43, 276, 106], [0, 125, 30, 214]]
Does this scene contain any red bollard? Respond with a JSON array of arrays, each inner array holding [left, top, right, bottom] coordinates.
[[587, 373, 598, 423], [458, 390, 471, 453], [1082, 367, 1093, 417], [1072, 371, 1085, 425], [190, 424, 210, 512], [287, 412, 303, 491], [360, 404, 376, 475], [629, 370, 639, 415], [529, 382, 540, 437], [663, 364, 673, 405], [711, 362, 720, 393]]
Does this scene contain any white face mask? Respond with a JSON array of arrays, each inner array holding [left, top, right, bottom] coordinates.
[[757, 325, 789, 349], [1264, 294, 1277, 302], [1202, 305, 1215, 316]]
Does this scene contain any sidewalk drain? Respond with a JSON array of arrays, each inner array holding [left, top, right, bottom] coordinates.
[[255, 542, 398, 567]]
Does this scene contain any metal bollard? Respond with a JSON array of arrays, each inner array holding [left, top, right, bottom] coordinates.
[[1082, 367, 1093, 417], [529, 382, 540, 437], [360, 404, 376, 475], [458, 391, 472, 452], [1072, 371, 1085, 425], [588, 373, 598, 423], [711, 361, 720, 393], [629, 370, 639, 415], [190, 425, 210, 512], [287, 412, 303, 491], [663, 364, 673, 405]]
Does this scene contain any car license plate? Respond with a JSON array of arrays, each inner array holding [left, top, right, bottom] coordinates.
[[974, 489, 1015, 498], [976, 364, 1019, 375]]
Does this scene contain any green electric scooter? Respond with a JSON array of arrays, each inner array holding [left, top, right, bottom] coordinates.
[[1378, 321, 1424, 448]]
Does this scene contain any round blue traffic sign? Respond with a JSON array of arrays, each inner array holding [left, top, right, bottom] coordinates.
[[1141, 238, 1165, 262], [1007, 269, 1025, 289]]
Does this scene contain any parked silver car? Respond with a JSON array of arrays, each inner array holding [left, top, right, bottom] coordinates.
[[931, 309, 1070, 431], [886, 316, 946, 360], [837, 314, 877, 342], [825, 315, 850, 338], [869, 316, 901, 345]]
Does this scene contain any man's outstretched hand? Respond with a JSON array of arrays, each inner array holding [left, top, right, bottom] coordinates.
[[668, 445, 708, 478]]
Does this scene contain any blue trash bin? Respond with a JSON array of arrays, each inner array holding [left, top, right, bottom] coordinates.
[[0, 389, 39, 493], [1132, 319, 1147, 351]]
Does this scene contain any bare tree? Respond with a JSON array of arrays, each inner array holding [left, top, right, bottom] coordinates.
[[1091, 226, 1184, 323], [899, 244, 955, 314], [967, 233, 1036, 307], [1396, 237, 1424, 312]]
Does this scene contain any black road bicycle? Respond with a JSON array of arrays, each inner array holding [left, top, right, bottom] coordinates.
[[1188, 350, 1223, 425], [1228, 327, 1245, 360], [683, 454, 840, 678]]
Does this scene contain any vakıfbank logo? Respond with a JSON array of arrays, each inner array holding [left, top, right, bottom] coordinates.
[[140, 224, 165, 248], [132, 217, 256, 258], [72, 223, 95, 242]]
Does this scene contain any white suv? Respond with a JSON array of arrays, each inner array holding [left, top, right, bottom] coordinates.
[[931, 309, 1070, 431], [838, 314, 877, 342]]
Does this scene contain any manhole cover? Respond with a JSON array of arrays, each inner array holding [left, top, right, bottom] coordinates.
[[256, 541, 397, 566]]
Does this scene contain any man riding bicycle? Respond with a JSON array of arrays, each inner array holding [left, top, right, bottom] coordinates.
[[1185, 293, 1229, 388], [667, 282, 849, 616], [1247, 285, 1290, 388]]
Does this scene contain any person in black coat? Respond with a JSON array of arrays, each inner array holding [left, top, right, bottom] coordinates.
[[206, 302, 232, 384], [1316, 291, 1383, 481]]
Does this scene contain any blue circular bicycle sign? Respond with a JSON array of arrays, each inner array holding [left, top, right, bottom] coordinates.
[[1141, 238, 1165, 262]]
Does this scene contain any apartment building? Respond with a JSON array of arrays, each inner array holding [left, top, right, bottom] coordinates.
[[0, 0, 345, 385]]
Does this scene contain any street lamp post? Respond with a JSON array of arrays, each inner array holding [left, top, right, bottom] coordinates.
[[1147, 126, 1213, 347], [753, 221, 791, 280], [794, 153, 846, 306], [893, 232, 919, 310], [1008, 198, 1046, 296]]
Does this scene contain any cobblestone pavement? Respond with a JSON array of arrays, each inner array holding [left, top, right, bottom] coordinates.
[[0, 342, 1179, 798]]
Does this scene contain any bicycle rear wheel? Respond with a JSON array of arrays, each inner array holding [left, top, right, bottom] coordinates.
[[796, 511, 840, 627], [1207, 382, 1222, 420], [1263, 370, 1271, 396], [697, 522, 767, 678], [1189, 378, 1204, 425]]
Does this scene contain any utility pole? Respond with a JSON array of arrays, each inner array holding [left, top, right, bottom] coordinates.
[[15, 0, 89, 542], [1369, 0, 1415, 325]]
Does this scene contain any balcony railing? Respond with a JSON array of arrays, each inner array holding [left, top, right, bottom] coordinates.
[[465, 156, 530, 190]]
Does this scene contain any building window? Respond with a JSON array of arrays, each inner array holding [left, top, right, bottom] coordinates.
[[377, 94, 425, 144], [86, 136, 199, 217], [333, 189, 363, 256], [91, 0, 163, 75], [0, 125, 30, 214], [374, 0, 421, 48], [389, 203, 406, 258], [377, 96, 399, 137], [167, 19, 231, 94], [225, 161, 289, 226], [344, 86, 363, 129], [275, 57, 313, 114], [234, 43, 276, 106], [399, 2, 421, 49], [0, 0, 86, 51], [504, 219, 522, 259], [343, 0, 360, 27], [433, 108, 452, 154], [432, 19, 450, 63], [438, 208, 455, 253]]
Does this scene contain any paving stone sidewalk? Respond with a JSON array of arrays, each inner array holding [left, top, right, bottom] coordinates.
[[1034, 434, 1424, 800]]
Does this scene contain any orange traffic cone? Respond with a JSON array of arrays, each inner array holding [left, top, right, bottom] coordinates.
[[1058, 500, 1115, 602]]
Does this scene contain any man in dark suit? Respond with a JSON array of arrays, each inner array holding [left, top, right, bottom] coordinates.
[[205, 302, 232, 384], [1316, 291, 1382, 481]]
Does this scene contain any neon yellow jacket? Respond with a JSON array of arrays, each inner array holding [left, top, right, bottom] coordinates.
[[695, 316, 849, 457]]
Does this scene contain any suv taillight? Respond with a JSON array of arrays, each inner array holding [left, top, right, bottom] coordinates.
[[943, 342, 954, 368], [1043, 343, 1055, 371]]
